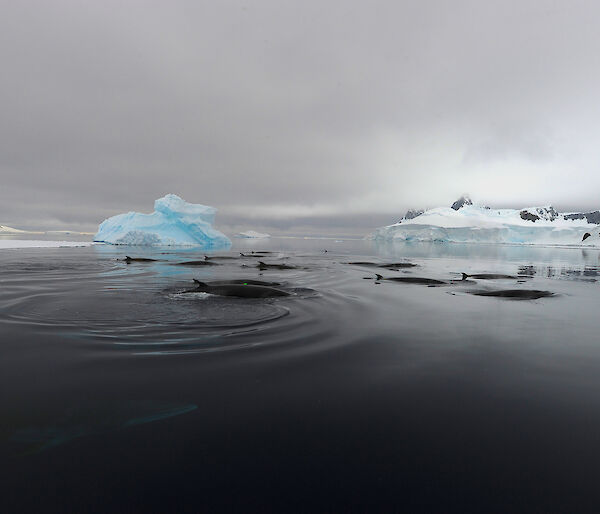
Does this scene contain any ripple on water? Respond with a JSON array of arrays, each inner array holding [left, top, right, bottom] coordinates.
[[0, 249, 373, 357]]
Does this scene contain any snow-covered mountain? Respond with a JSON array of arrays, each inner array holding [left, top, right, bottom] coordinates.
[[374, 196, 600, 246], [0, 225, 28, 233]]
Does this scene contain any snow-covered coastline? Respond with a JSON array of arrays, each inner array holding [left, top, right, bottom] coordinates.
[[0, 225, 44, 234], [371, 197, 600, 247], [234, 230, 271, 239], [0, 240, 93, 249]]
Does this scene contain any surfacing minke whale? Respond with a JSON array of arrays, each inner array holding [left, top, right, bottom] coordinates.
[[189, 279, 291, 298], [374, 274, 447, 286], [468, 289, 555, 300], [239, 252, 275, 257], [583, 232, 592, 241], [203, 278, 282, 287], [348, 261, 418, 269], [204, 255, 239, 260], [461, 272, 518, 280], [124, 256, 158, 263], [173, 260, 220, 266], [257, 261, 297, 270]]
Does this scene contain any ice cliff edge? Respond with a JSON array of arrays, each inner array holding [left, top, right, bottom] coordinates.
[[94, 194, 231, 247], [371, 196, 600, 246]]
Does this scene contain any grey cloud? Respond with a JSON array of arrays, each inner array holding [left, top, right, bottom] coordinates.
[[2, 0, 600, 234]]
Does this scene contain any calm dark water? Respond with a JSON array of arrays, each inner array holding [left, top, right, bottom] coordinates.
[[1, 238, 600, 513]]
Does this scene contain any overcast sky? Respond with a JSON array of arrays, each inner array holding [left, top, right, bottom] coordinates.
[[2, 0, 600, 234]]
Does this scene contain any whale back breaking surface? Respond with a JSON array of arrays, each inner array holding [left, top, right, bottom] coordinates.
[[348, 261, 417, 268], [191, 280, 291, 298], [375, 274, 447, 285], [203, 279, 283, 287], [124, 256, 158, 263], [257, 261, 297, 270], [174, 260, 220, 266], [462, 273, 518, 280]]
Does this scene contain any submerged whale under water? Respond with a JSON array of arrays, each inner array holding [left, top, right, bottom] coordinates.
[[11, 402, 197, 454], [467, 289, 555, 300]]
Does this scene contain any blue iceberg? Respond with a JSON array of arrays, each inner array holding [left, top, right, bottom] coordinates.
[[94, 194, 231, 247]]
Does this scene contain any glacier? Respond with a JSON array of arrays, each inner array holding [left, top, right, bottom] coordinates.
[[372, 198, 600, 247], [94, 194, 231, 248]]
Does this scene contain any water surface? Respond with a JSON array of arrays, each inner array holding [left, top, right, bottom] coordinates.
[[1, 238, 600, 512]]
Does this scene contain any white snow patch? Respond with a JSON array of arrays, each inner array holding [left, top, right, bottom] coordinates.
[[234, 230, 271, 239], [0, 240, 93, 249], [0, 225, 43, 234]]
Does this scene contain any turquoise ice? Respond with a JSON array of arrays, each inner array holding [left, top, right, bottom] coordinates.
[[94, 194, 231, 247]]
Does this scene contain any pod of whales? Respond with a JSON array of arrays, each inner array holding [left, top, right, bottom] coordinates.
[[189, 279, 291, 298], [124, 251, 553, 303], [467, 289, 555, 300]]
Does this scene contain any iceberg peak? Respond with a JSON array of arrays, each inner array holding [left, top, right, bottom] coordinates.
[[94, 194, 231, 247]]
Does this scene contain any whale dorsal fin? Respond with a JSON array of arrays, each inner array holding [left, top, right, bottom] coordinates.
[[193, 279, 208, 287], [462, 273, 468, 280], [375, 273, 383, 280]]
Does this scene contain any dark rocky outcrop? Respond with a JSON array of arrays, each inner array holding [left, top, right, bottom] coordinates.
[[564, 211, 600, 224], [520, 211, 540, 222], [451, 196, 473, 210], [518, 207, 559, 223], [403, 208, 424, 220], [534, 206, 559, 221], [565, 213, 586, 221]]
